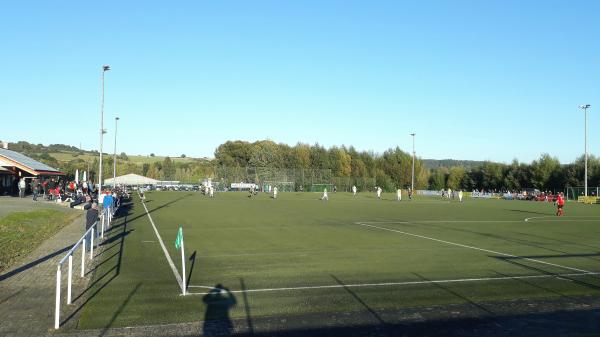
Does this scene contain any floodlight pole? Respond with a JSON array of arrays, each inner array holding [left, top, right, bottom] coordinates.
[[410, 133, 416, 191], [580, 104, 591, 196], [113, 117, 119, 187], [98, 65, 110, 201]]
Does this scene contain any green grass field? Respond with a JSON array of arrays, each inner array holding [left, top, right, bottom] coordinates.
[[76, 191, 600, 333]]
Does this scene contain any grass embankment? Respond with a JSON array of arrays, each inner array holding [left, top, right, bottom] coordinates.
[[0, 209, 80, 272]]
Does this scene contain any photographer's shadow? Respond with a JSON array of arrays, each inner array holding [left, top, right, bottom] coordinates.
[[202, 284, 237, 337]]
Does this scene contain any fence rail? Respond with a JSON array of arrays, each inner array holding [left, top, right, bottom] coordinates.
[[54, 204, 116, 329]]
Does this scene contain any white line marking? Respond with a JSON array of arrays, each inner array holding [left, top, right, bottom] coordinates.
[[140, 194, 185, 293], [186, 271, 600, 294], [357, 223, 592, 274], [358, 220, 522, 224], [525, 216, 600, 222]]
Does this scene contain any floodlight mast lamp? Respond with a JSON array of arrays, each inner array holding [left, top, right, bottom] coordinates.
[[410, 133, 416, 191], [113, 117, 119, 187], [579, 104, 591, 196], [98, 65, 110, 200]]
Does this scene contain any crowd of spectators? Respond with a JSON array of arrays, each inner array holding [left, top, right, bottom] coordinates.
[[24, 177, 128, 212]]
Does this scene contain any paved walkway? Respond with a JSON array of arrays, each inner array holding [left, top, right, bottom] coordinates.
[[0, 210, 87, 337]]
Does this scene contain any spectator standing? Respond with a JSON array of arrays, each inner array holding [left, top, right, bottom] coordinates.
[[85, 203, 99, 251], [31, 178, 39, 201], [18, 178, 26, 198]]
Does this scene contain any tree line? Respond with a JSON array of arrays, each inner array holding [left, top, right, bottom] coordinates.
[[8, 140, 599, 192]]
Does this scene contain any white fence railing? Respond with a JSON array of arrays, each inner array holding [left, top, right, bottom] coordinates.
[[54, 204, 117, 329]]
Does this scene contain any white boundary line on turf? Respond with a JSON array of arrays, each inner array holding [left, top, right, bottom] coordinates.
[[356, 222, 593, 274], [186, 271, 600, 294], [525, 215, 600, 222], [139, 193, 185, 293]]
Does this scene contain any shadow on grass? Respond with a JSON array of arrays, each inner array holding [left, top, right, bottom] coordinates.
[[60, 205, 130, 326], [240, 278, 254, 336], [202, 284, 237, 337], [505, 209, 551, 216], [0, 245, 71, 282], [492, 255, 600, 293], [98, 282, 142, 337], [412, 272, 497, 317], [415, 221, 572, 255], [216, 307, 600, 337], [187, 251, 197, 292], [330, 274, 387, 328]]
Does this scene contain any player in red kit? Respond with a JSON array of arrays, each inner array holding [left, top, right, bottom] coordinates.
[[556, 192, 565, 216]]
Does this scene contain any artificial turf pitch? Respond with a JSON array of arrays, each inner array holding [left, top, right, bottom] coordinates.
[[76, 191, 600, 332]]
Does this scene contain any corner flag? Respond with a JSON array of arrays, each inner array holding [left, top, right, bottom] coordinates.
[[175, 226, 183, 250], [174, 226, 186, 295]]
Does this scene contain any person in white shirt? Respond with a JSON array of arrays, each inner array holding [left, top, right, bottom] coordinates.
[[273, 186, 278, 199], [458, 190, 463, 202], [376, 186, 382, 199], [397, 188, 402, 201], [352, 185, 357, 197], [18, 178, 26, 198], [321, 188, 328, 201], [209, 186, 214, 198]]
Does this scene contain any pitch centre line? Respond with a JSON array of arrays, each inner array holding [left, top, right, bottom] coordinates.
[[186, 271, 600, 295], [357, 223, 592, 274], [140, 193, 185, 293]]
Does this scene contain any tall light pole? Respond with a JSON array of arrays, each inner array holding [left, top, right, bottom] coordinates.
[[98, 65, 110, 200], [410, 133, 416, 191], [113, 117, 120, 187], [579, 104, 591, 196]]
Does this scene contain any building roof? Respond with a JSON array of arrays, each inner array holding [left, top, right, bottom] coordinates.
[[104, 173, 159, 186], [0, 166, 11, 174], [0, 148, 62, 175]]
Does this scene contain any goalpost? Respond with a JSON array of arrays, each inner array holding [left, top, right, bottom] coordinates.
[[263, 181, 295, 192], [310, 183, 334, 192]]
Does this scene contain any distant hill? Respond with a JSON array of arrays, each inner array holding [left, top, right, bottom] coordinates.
[[5, 141, 203, 166], [421, 159, 486, 170], [7, 140, 489, 172]]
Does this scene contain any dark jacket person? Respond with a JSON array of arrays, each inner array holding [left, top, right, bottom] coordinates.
[[86, 203, 99, 230]]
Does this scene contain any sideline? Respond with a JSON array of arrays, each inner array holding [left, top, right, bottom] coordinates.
[[357, 222, 592, 274], [186, 271, 600, 295]]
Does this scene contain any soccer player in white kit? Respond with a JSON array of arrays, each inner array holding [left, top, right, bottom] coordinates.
[[458, 190, 463, 202], [321, 188, 328, 201], [397, 188, 402, 201], [273, 186, 278, 199], [376, 186, 382, 199], [209, 186, 214, 198], [352, 185, 357, 197]]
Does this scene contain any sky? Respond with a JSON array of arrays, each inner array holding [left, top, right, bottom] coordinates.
[[1, 0, 598, 164]]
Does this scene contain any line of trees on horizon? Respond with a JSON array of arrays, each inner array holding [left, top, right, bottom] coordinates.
[[7, 140, 600, 192]]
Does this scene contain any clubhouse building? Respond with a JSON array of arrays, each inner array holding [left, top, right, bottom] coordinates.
[[0, 146, 64, 195]]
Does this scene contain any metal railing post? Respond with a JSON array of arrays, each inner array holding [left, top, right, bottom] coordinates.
[[81, 239, 85, 277], [100, 214, 104, 239], [90, 227, 94, 259], [67, 255, 73, 304], [54, 265, 61, 329]]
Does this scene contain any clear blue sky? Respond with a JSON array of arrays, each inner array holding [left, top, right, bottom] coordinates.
[[1, 0, 598, 163]]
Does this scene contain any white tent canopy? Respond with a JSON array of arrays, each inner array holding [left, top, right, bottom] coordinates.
[[104, 173, 158, 186]]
